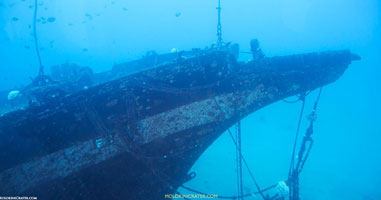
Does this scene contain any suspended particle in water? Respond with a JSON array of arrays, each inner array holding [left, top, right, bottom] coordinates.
[[12, 17, 19, 21]]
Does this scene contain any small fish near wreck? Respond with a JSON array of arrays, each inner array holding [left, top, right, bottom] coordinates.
[[0, 46, 359, 199]]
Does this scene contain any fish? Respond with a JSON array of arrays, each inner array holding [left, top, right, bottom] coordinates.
[[85, 13, 93, 20], [47, 17, 56, 23]]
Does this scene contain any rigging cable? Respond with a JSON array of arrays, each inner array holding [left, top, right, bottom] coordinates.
[[33, 0, 44, 76], [212, 95, 274, 200], [288, 87, 323, 200], [288, 93, 306, 178], [295, 87, 323, 173], [212, 97, 267, 199], [226, 128, 266, 200], [287, 94, 306, 200]]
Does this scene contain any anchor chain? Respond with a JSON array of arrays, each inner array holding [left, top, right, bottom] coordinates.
[[288, 87, 323, 200]]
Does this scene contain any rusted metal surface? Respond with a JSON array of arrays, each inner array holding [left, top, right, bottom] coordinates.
[[0, 50, 359, 199]]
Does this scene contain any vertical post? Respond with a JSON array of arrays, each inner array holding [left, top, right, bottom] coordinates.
[[235, 124, 240, 197], [216, 0, 223, 48], [236, 121, 244, 199]]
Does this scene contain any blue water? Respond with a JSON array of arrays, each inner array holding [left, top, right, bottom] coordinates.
[[1, 0, 380, 199]]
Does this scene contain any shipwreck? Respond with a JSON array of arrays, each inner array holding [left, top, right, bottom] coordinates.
[[0, 44, 360, 199]]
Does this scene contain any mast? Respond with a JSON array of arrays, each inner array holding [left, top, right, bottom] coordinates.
[[216, 0, 223, 48], [33, 0, 44, 76]]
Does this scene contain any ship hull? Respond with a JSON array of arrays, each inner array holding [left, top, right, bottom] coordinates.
[[0, 50, 358, 199]]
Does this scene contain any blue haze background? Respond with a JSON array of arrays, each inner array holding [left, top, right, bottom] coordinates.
[[0, 0, 380, 199]]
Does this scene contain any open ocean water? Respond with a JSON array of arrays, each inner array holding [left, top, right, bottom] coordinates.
[[0, 0, 380, 199]]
